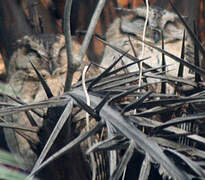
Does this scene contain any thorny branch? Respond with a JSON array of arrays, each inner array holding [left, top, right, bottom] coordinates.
[[64, 0, 80, 92], [64, 0, 107, 92], [77, 0, 107, 63]]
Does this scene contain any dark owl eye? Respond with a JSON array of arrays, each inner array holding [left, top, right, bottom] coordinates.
[[164, 20, 177, 30], [121, 16, 146, 35], [163, 20, 184, 40], [131, 16, 145, 23], [130, 16, 146, 30]]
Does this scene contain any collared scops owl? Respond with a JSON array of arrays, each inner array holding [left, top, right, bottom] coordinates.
[[101, 6, 196, 94], [2, 34, 99, 170]]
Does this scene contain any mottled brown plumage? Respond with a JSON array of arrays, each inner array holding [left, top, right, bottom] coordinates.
[[101, 6, 195, 93], [2, 34, 99, 170]]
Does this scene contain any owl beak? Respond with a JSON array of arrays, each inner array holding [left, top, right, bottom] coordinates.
[[48, 59, 60, 75], [153, 31, 160, 43], [48, 61, 55, 75]]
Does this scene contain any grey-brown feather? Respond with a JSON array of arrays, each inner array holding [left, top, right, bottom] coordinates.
[[1, 34, 99, 170], [101, 6, 195, 94]]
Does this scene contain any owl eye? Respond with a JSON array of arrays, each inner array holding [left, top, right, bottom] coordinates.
[[120, 16, 146, 35], [163, 20, 184, 40], [163, 20, 177, 30], [131, 16, 145, 23]]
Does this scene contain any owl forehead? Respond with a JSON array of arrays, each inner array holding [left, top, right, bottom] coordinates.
[[20, 34, 65, 57], [148, 8, 163, 29]]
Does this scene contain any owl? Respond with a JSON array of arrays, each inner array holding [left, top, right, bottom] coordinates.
[[101, 6, 195, 94], [2, 34, 99, 170]]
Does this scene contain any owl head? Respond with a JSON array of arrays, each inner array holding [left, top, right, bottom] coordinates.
[[9, 34, 66, 78], [117, 6, 185, 43]]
